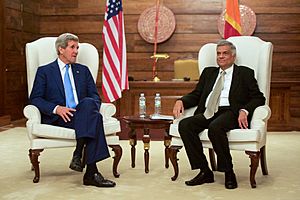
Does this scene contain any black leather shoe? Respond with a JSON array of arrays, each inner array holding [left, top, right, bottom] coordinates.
[[83, 173, 116, 187], [225, 171, 238, 189], [185, 170, 214, 186], [69, 155, 83, 172]]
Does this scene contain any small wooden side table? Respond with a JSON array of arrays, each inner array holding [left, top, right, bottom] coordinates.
[[122, 116, 173, 173]]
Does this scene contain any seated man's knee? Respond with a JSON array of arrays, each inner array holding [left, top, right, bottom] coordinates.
[[78, 97, 98, 109], [207, 123, 219, 138], [178, 118, 191, 136]]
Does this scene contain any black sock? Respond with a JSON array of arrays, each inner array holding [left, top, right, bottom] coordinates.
[[225, 169, 234, 175], [86, 163, 99, 176], [202, 166, 212, 173], [73, 138, 86, 158]]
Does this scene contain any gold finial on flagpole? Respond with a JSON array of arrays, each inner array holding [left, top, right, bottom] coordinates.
[[151, 53, 169, 82]]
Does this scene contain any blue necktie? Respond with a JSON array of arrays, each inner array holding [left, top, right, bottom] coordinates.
[[64, 64, 76, 108]]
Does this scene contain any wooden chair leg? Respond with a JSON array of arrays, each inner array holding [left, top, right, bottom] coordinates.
[[109, 145, 122, 178], [260, 146, 268, 175], [208, 148, 217, 171], [169, 146, 182, 181], [245, 151, 260, 188], [28, 149, 44, 183]]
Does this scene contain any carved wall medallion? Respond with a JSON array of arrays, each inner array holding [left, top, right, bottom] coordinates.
[[138, 5, 176, 44], [218, 5, 256, 38]]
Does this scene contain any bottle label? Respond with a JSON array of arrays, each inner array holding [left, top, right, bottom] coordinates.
[[155, 100, 160, 107]]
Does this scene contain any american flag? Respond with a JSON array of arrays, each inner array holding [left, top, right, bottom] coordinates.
[[102, 0, 128, 102]]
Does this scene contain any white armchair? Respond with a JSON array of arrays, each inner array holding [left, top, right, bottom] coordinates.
[[168, 36, 273, 188], [23, 37, 122, 183]]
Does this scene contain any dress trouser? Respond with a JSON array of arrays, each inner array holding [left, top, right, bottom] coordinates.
[[178, 107, 239, 172], [53, 97, 110, 164]]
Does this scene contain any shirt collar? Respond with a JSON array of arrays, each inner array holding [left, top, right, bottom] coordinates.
[[219, 64, 234, 75], [57, 58, 70, 71]]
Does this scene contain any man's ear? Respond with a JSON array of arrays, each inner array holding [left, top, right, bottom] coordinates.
[[58, 46, 64, 55]]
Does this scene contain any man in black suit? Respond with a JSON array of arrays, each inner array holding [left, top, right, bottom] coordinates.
[[30, 33, 116, 187], [172, 40, 265, 189]]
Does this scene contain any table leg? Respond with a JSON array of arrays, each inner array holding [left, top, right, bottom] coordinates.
[[143, 128, 150, 173], [129, 127, 137, 168], [164, 128, 171, 168]]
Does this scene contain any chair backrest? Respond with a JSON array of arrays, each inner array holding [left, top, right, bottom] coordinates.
[[25, 37, 99, 96], [198, 36, 273, 104]]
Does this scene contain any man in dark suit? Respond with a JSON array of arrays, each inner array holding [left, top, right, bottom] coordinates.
[[30, 33, 116, 187], [172, 40, 265, 189]]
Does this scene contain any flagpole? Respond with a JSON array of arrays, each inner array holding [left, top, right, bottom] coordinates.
[[152, 0, 160, 81]]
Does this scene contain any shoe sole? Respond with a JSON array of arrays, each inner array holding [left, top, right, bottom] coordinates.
[[69, 165, 83, 172], [83, 182, 116, 187], [185, 179, 215, 186], [225, 184, 238, 189]]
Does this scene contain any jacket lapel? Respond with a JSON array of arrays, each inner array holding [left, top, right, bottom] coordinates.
[[207, 67, 219, 93], [71, 64, 81, 100], [229, 64, 240, 97], [52, 60, 65, 97]]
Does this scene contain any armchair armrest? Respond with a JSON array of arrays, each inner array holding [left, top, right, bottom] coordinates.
[[250, 105, 271, 132], [173, 105, 271, 125], [251, 105, 271, 121], [100, 103, 117, 121], [23, 105, 42, 140], [173, 107, 197, 124], [23, 103, 117, 124], [23, 105, 41, 124]]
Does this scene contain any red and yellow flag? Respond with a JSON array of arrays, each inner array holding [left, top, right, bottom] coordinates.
[[224, 0, 242, 39]]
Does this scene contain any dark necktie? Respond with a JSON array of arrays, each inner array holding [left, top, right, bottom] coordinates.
[[64, 64, 76, 108], [204, 71, 225, 119]]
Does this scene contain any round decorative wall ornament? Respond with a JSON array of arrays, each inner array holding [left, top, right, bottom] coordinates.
[[138, 5, 176, 44], [218, 5, 256, 38]]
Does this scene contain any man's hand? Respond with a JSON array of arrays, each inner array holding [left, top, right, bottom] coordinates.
[[173, 100, 184, 118], [56, 106, 76, 122], [238, 110, 248, 129]]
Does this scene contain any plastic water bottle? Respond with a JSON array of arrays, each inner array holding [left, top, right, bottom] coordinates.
[[139, 93, 146, 118], [154, 93, 161, 116]]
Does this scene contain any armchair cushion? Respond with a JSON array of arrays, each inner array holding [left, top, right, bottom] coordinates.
[[24, 100, 120, 141], [24, 104, 121, 140], [170, 105, 271, 142]]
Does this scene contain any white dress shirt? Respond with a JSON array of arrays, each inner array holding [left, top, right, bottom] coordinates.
[[53, 59, 79, 113], [205, 65, 234, 108], [205, 65, 249, 115]]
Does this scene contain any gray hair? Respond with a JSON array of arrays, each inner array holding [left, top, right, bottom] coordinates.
[[55, 33, 79, 55], [217, 40, 236, 56]]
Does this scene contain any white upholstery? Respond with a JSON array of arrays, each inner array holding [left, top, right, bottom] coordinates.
[[24, 37, 122, 182], [169, 36, 273, 187]]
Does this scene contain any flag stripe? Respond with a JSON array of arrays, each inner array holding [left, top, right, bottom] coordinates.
[[103, 34, 120, 85], [224, 0, 242, 39], [102, 0, 128, 102], [224, 13, 241, 33]]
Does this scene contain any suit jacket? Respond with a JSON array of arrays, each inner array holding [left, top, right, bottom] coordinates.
[[29, 59, 101, 124], [180, 64, 265, 120]]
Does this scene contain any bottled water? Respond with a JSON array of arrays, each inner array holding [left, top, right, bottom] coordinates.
[[139, 93, 146, 117], [154, 93, 161, 116]]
